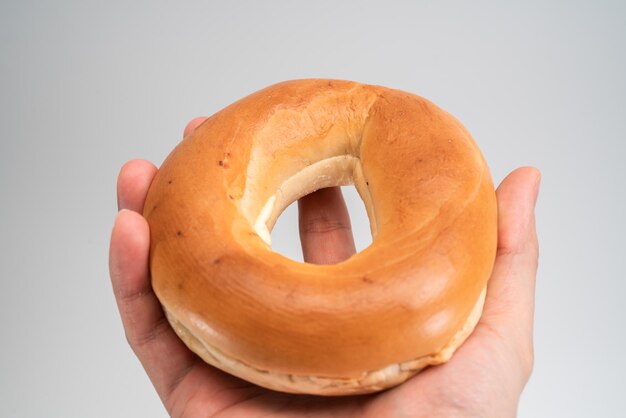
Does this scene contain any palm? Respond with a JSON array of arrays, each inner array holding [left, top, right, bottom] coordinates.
[[163, 333, 524, 418], [110, 119, 539, 418]]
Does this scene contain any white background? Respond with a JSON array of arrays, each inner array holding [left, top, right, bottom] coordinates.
[[1, 1, 625, 417]]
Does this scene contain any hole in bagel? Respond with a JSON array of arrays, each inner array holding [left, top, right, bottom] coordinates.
[[270, 185, 373, 264]]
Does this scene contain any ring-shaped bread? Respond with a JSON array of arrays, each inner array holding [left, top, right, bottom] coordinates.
[[143, 79, 497, 395]]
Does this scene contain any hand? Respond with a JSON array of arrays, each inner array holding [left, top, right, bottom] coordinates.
[[109, 117, 540, 418]]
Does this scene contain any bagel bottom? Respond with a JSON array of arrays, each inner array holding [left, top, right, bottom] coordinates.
[[164, 288, 486, 396], [156, 152, 488, 395]]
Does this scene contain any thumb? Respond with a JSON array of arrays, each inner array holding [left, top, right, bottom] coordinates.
[[477, 167, 541, 376]]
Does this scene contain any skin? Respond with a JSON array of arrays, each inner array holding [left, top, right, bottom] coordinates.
[[109, 117, 541, 418]]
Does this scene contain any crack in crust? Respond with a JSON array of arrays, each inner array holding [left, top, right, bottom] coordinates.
[[164, 288, 486, 396]]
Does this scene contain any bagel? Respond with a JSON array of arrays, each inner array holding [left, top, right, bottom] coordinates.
[[143, 79, 497, 395]]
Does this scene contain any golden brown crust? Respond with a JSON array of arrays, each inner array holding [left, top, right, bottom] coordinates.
[[143, 79, 497, 394]]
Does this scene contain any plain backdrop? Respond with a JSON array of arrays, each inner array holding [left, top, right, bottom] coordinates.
[[1, 1, 625, 417]]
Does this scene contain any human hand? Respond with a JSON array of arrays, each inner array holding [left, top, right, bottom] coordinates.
[[109, 117, 540, 417]]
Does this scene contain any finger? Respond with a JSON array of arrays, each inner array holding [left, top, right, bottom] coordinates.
[[109, 209, 198, 403], [478, 167, 541, 370], [183, 116, 208, 138], [298, 187, 357, 264], [117, 159, 158, 212]]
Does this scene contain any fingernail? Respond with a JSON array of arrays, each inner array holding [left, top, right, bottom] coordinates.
[[115, 208, 130, 222], [532, 170, 542, 208], [111, 209, 126, 235]]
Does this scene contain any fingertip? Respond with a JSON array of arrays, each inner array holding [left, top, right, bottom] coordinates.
[[513, 166, 541, 206], [119, 158, 158, 173], [183, 116, 208, 138], [117, 159, 158, 211], [496, 167, 541, 197], [495, 166, 541, 257], [496, 166, 541, 215]]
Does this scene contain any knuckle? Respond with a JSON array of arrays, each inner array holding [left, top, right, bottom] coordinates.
[[127, 315, 171, 350], [301, 217, 351, 235]]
